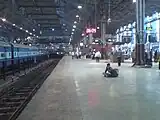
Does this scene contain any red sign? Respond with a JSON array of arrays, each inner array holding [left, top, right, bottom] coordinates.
[[86, 28, 96, 34]]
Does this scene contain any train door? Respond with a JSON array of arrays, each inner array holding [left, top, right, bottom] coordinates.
[[11, 44, 14, 65], [4, 47, 8, 66], [0, 47, 6, 68]]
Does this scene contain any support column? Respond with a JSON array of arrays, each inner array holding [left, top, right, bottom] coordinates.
[[135, 0, 145, 65], [83, 36, 87, 45], [101, 15, 106, 58], [89, 33, 93, 44], [102, 20, 106, 44]]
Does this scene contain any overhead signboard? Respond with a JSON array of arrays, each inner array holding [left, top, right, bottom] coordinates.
[[146, 27, 152, 31], [86, 28, 96, 34]]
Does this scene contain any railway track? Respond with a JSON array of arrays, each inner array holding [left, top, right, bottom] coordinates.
[[0, 59, 60, 120]]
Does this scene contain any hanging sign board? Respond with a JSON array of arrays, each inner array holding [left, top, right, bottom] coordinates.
[[146, 27, 152, 31], [86, 28, 96, 34]]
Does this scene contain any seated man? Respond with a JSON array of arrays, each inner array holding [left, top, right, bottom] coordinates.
[[104, 63, 118, 77]]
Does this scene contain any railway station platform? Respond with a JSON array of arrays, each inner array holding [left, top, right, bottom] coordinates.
[[18, 56, 160, 120]]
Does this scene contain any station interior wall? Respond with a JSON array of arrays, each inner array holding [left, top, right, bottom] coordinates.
[[116, 13, 160, 54]]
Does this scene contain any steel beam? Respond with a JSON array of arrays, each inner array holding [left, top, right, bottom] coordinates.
[[34, 18, 59, 21], [18, 4, 62, 8], [36, 22, 59, 24], [26, 13, 57, 15], [40, 24, 61, 28], [27, 13, 63, 18], [30, 14, 58, 19]]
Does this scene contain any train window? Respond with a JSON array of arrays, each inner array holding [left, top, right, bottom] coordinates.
[[14, 52, 16, 56], [9, 53, 11, 56], [1, 53, 5, 57]]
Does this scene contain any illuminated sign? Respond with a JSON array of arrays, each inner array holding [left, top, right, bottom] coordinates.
[[146, 27, 152, 31], [82, 33, 85, 36], [86, 28, 96, 34], [120, 27, 123, 32]]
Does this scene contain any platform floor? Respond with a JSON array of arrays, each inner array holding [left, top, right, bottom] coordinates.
[[18, 57, 160, 120]]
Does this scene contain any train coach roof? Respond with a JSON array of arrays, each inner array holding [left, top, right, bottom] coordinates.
[[13, 44, 38, 49], [0, 41, 11, 47]]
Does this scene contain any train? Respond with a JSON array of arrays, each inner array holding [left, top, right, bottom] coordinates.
[[0, 41, 52, 68]]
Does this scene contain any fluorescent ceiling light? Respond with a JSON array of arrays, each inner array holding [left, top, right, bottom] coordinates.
[[133, 0, 136, 3], [2, 18, 6, 22], [78, 5, 82, 9]]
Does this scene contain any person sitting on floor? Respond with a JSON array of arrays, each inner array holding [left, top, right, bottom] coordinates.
[[104, 63, 118, 77]]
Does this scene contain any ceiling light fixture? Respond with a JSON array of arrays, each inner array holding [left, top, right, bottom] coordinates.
[[2, 18, 6, 22], [133, 0, 136, 3], [74, 21, 77, 24], [13, 24, 15, 26], [72, 29, 75, 31], [78, 5, 82, 9], [76, 15, 79, 18], [73, 25, 76, 28]]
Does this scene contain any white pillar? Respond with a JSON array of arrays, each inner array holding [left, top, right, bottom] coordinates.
[[89, 33, 93, 44]]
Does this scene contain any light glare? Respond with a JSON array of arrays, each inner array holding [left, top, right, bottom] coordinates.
[[78, 5, 82, 9]]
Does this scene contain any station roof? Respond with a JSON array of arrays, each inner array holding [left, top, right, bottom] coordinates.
[[0, 0, 159, 44]]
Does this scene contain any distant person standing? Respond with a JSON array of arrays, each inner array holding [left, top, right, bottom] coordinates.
[[154, 50, 158, 62], [131, 50, 135, 63], [95, 51, 101, 62], [76, 52, 79, 59], [71, 51, 74, 59], [117, 49, 122, 66], [117, 56, 121, 66]]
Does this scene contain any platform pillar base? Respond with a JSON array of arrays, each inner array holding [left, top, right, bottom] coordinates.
[[135, 44, 145, 65]]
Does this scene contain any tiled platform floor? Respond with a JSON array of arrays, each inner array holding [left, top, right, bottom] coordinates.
[[18, 57, 160, 120]]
